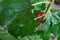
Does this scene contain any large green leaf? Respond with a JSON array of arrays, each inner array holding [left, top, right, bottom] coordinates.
[[7, 3, 37, 37], [0, 0, 38, 37]]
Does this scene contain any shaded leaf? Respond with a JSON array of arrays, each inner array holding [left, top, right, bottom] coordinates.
[[0, 29, 17, 40]]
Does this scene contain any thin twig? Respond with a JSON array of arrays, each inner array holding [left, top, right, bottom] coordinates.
[[32, 1, 51, 6]]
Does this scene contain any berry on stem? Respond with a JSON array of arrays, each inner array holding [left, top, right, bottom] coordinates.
[[35, 12, 44, 17]]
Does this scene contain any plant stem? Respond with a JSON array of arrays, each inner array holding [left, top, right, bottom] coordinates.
[[43, 0, 54, 20]]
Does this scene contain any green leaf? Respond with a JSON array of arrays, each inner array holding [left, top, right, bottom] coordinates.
[[34, 30, 51, 40], [50, 22, 60, 37], [0, 3, 29, 25], [34, 30, 44, 38], [43, 9, 60, 29], [0, 29, 17, 40], [32, 0, 46, 11], [45, 12, 52, 28], [33, 3, 46, 11], [32, 0, 46, 12], [57, 36, 60, 40], [0, 0, 37, 37], [8, 5, 36, 37]]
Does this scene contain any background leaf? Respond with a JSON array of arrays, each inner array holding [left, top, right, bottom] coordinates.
[[0, 29, 17, 40]]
